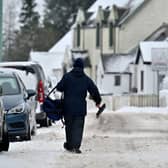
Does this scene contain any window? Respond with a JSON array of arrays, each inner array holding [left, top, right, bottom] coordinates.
[[109, 22, 113, 47], [114, 75, 121, 86], [96, 23, 100, 48], [77, 24, 80, 47], [0, 77, 20, 95], [140, 71, 144, 91]]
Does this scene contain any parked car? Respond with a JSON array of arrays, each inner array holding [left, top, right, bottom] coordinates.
[[0, 62, 52, 127], [0, 68, 36, 141], [0, 87, 9, 151]]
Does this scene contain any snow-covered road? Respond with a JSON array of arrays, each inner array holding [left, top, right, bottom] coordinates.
[[1, 110, 168, 168]]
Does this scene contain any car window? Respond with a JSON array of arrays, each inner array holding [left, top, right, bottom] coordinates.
[[0, 77, 20, 95], [32, 64, 47, 83], [15, 70, 38, 90]]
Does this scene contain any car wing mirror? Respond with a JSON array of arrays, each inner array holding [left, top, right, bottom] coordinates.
[[26, 89, 36, 99]]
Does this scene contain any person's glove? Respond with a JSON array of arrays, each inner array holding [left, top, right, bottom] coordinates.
[[96, 103, 106, 118]]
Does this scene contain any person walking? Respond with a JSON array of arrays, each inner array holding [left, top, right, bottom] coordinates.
[[56, 58, 102, 154]]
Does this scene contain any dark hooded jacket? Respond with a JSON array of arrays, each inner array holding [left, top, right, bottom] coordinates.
[[56, 67, 101, 117]]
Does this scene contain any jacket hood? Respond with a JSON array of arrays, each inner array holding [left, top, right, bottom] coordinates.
[[71, 67, 84, 77], [73, 58, 84, 69]]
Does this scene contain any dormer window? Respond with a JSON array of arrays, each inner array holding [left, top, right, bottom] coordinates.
[[77, 24, 80, 47], [96, 23, 100, 48], [109, 22, 113, 47]]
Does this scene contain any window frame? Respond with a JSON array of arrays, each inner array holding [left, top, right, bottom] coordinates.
[[96, 22, 100, 48], [109, 22, 113, 47], [140, 70, 144, 91], [114, 75, 121, 86], [77, 24, 80, 47]]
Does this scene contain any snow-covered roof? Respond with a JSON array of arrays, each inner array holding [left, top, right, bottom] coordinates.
[[88, 0, 145, 23], [0, 61, 41, 66], [49, 31, 72, 53], [137, 42, 168, 63], [30, 51, 64, 76], [102, 54, 135, 73], [88, 0, 128, 13], [118, 0, 145, 25]]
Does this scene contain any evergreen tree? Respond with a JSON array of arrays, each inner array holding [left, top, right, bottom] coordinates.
[[20, 0, 40, 30], [13, 0, 40, 61], [43, 0, 96, 45]]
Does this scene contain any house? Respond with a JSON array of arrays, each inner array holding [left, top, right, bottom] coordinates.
[[97, 53, 135, 94], [72, 0, 168, 94], [135, 41, 168, 94]]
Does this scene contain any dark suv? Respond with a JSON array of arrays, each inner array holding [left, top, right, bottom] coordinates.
[[0, 62, 52, 127]]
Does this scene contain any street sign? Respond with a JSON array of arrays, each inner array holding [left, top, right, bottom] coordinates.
[[151, 48, 168, 71]]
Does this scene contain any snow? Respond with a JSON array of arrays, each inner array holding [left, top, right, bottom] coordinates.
[[119, 0, 145, 25], [116, 106, 168, 113], [1, 107, 168, 168], [139, 41, 168, 63], [103, 54, 134, 73], [49, 31, 72, 53], [88, 0, 144, 21], [88, 0, 128, 12], [30, 51, 64, 75]]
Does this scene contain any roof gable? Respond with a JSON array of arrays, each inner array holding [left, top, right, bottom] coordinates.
[[135, 42, 168, 64]]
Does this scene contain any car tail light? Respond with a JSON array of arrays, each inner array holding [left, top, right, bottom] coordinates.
[[38, 80, 44, 103]]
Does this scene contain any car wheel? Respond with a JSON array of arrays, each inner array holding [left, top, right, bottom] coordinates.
[[40, 117, 51, 127], [31, 125, 37, 136], [24, 125, 31, 141], [49, 119, 52, 126], [0, 124, 9, 152]]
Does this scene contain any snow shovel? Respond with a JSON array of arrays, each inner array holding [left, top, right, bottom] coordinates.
[[96, 103, 106, 118]]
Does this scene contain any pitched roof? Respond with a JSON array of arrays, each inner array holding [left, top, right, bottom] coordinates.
[[88, 0, 128, 13], [135, 42, 168, 64], [87, 0, 128, 23], [145, 24, 168, 41], [49, 31, 72, 53], [129, 24, 168, 53], [118, 0, 145, 25], [102, 53, 135, 74], [85, 0, 146, 27]]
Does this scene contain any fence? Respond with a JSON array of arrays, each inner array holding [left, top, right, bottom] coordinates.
[[100, 94, 166, 111]]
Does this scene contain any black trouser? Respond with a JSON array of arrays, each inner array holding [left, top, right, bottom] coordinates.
[[64, 116, 85, 149]]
